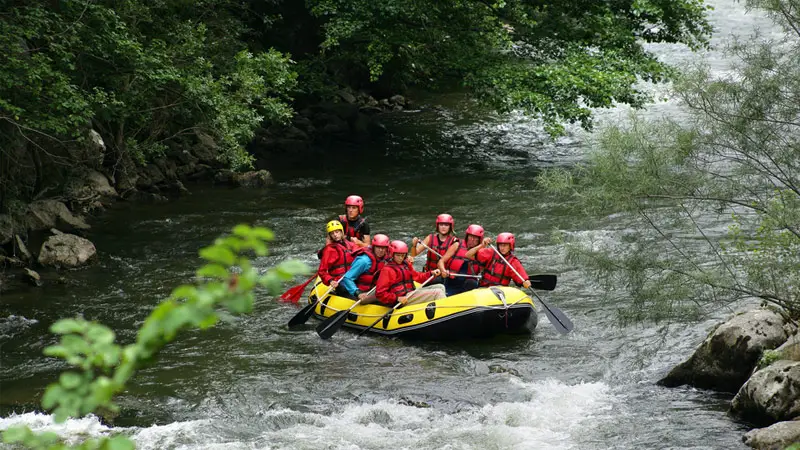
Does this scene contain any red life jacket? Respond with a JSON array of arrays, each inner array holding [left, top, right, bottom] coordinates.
[[352, 247, 389, 291], [425, 233, 456, 271], [385, 261, 416, 298], [339, 214, 366, 240], [480, 252, 518, 287], [447, 241, 481, 276], [326, 241, 355, 278]]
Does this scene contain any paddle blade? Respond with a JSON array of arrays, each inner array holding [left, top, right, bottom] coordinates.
[[287, 301, 317, 327], [530, 274, 557, 291], [316, 310, 350, 340], [280, 275, 315, 303], [539, 300, 574, 334]]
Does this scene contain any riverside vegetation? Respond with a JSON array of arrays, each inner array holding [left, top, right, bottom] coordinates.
[[539, 0, 800, 447], [1, 224, 308, 449]]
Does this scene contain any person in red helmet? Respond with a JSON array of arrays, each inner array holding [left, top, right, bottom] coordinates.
[[467, 232, 532, 289], [411, 214, 457, 283], [338, 195, 370, 248], [318, 220, 359, 297], [437, 224, 485, 296], [375, 240, 445, 306], [340, 234, 391, 302]]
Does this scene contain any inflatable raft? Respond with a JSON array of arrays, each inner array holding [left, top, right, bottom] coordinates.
[[307, 278, 538, 340]]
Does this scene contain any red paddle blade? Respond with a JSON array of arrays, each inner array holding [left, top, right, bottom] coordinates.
[[279, 275, 316, 303], [279, 285, 305, 303]]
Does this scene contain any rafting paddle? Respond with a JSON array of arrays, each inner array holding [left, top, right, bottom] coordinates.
[[490, 245, 573, 334], [448, 273, 557, 290], [315, 286, 377, 340], [415, 238, 443, 258], [357, 275, 436, 338], [280, 274, 316, 303], [287, 276, 343, 328]]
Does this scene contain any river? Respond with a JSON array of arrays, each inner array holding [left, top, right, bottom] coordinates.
[[0, 2, 783, 449]]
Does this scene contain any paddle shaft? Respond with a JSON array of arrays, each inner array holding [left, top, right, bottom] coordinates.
[[286, 276, 344, 327], [416, 237, 443, 258], [489, 245, 573, 334], [357, 275, 436, 337]]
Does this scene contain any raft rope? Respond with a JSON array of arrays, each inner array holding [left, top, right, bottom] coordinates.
[[313, 295, 533, 319]]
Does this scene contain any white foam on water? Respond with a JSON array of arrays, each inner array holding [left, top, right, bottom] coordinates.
[[0, 412, 112, 445], [109, 378, 614, 450]]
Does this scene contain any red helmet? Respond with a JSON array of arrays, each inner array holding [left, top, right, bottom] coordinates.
[[389, 240, 408, 255], [496, 232, 515, 251], [465, 224, 484, 239], [345, 195, 364, 214], [436, 213, 454, 229], [371, 234, 390, 247]]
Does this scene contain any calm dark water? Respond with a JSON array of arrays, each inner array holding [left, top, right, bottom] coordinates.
[[0, 2, 778, 448]]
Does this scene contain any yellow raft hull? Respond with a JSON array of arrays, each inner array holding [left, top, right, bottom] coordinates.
[[307, 277, 538, 340]]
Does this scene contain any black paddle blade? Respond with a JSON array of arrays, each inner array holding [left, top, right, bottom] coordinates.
[[530, 274, 557, 291], [287, 301, 317, 328], [538, 299, 574, 334], [316, 310, 350, 340]]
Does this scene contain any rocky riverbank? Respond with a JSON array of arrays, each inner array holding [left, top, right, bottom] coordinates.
[[0, 89, 408, 293], [659, 308, 800, 449]]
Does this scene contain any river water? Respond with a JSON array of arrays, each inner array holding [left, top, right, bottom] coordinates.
[[0, 2, 784, 449]]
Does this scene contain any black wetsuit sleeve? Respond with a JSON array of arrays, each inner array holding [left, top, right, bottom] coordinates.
[[359, 220, 371, 235]]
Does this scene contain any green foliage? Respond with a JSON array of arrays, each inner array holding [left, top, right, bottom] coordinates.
[[757, 349, 783, 370], [0, 0, 297, 207], [2, 225, 308, 449], [539, 0, 800, 323], [305, 0, 712, 134]]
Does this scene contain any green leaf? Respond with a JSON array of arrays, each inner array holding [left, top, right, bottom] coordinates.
[[197, 264, 230, 279], [59, 371, 83, 390], [2, 425, 32, 443], [106, 436, 136, 450], [199, 246, 236, 266], [51, 318, 87, 335]]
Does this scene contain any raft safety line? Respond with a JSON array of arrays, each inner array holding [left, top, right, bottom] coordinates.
[[312, 297, 533, 319]]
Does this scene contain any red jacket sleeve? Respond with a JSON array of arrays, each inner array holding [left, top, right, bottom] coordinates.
[[317, 245, 337, 285], [412, 269, 432, 284], [510, 258, 529, 285], [375, 266, 398, 304], [475, 248, 493, 266]]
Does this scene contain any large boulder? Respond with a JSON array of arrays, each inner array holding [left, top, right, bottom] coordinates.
[[732, 360, 800, 424], [26, 200, 90, 232], [38, 233, 97, 268], [743, 420, 800, 449], [214, 170, 273, 188], [659, 309, 790, 392], [67, 169, 118, 202]]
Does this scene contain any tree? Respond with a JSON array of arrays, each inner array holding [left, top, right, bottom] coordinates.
[[0, 0, 296, 209], [1, 225, 308, 449], [302, 0, 713, 134], [538, 0, 800, 322]]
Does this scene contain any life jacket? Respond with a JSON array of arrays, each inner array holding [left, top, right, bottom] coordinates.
[[425, 233, 456, 271], [385, 261, 416, 299], [352, 247, 389, 291], [325, 240, 355, 278], [446, 240, 481, 276], [480, 252, 518, 287], [339, 214, 366, 240]]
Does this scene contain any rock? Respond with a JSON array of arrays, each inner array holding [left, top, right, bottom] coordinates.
[[0, 214, 14, 245], [193, 131, 220, 164], [26, 200, 90, 232], [359, 105, 385, 115], [215, 170, 273, 188], [659, 309, 789, 392], [68, 170, 118, 201], [153, 158, 178, 181], [390, 94, 406, 106], [337, 89, 357, 104], [743, 420, 800, 449], [23, 268, 41, 287], [283, 126, 309, 141], [732, 360, 800, 424], [50, 228, 63, 235], [139, 164, 166, 187], [38, 233, 97, 269], [121, 190, 169, 203], [14, 235, 31, 261], [773, 334, 800, 362]]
